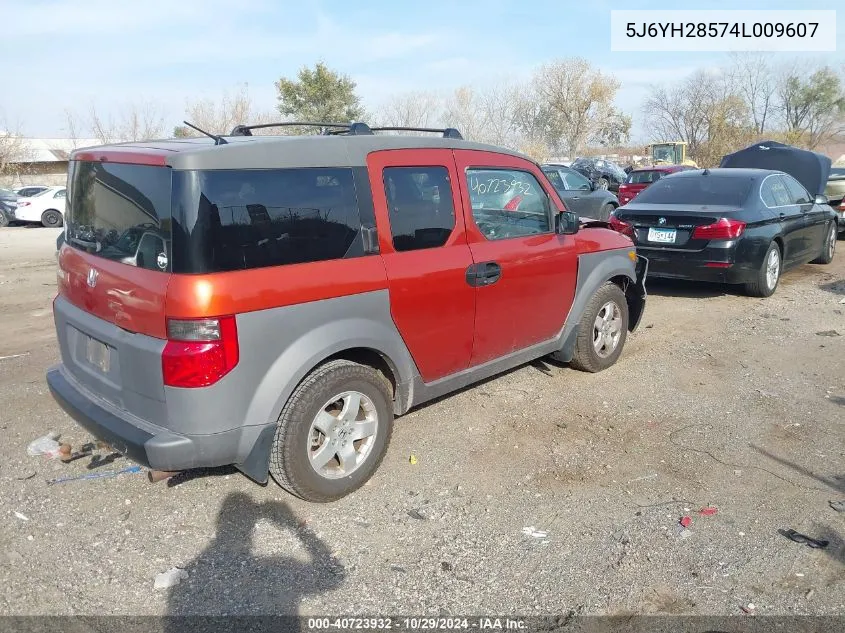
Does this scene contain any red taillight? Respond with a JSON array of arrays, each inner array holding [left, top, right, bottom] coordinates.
[[838, 200, 845, 211], [692, 217, 746, 240], [162, 316, 239, 388], [609, 213, 635, 239]]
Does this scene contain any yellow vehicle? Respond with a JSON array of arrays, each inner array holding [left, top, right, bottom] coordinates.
[[646, 142, 698, 167]]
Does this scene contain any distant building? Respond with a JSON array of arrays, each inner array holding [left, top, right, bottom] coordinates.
[[1, 136, 101, 187]]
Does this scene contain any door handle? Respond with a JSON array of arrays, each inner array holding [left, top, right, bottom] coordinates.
[[570, 197, 580, 201], [465, 262, 502, 287]]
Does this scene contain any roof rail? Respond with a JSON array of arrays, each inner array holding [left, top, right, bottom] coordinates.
[[229, 122, 374, 136], [370, 126, 464, 140]]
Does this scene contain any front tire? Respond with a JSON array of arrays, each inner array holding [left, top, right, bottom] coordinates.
[[269, 359, 394, 502], [597, 177, 609, 191], [570, 282, 629, 373], [744, 241, 781, 297], [0, 213, 8, 228], [811, 221, 837, 264], [41, 209, 63, 228]]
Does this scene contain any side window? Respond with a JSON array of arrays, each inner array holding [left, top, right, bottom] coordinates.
[[382, 166, 455, 252], [562, 169, 591, 190], [466, 168, 551, 241], [764, 176, 792, 207], [55, 189, 66, 199], [782, 175, 811, 205]]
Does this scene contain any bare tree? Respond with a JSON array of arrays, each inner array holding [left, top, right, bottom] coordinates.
[[727, 53, 776, 135], [374, 91, 443, 129], [87, 102, 166, 143], [643, 69, 751, 165], [175, 85, 277, 137], [0, 119, 34, 183], [443, 86, 489, 143], [533, 58, 630, 157]]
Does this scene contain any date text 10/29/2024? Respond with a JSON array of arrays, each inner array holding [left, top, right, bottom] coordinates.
[[307, 617, 527, 630]]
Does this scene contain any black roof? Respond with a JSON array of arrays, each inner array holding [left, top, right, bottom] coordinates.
[[720, 141, 831, 195]]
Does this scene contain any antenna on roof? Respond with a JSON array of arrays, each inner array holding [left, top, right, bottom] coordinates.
[[182, 121, 228, 145]]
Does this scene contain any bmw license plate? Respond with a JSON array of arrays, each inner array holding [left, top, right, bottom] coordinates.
[[647, 227, 676, 244], [86, 337, 110, 373]]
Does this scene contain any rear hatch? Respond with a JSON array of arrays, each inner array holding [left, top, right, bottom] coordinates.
[[56, 149, 176, 419], [618, 170, 666, 205], [614, 204, 728, 250]]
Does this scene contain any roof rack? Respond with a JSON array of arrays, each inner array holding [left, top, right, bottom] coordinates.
[[370, 126, 464, 140], [229, 122, 374, 136]]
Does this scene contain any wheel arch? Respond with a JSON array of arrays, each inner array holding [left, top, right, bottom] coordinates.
[[554, 249, 642, 363]]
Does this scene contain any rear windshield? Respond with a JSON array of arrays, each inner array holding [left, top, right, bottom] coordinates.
[[66, 162, 365, 274], [626, 170, 664, 185], [633, 174, 753, 206], [66, 162, 173, 271]]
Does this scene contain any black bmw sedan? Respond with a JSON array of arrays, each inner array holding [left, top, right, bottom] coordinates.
[[609, 168, 838, 297]]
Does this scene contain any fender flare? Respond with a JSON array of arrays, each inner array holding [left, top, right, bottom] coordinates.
[[554, 249, 645, 363]]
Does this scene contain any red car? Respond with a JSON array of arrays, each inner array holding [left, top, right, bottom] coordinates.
[[618, 165, 695, 206], [46, 122, 647, 501]]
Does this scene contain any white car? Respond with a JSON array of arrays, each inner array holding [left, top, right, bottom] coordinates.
[[13, 185, 50, 198], [14, 186, 66, 227]]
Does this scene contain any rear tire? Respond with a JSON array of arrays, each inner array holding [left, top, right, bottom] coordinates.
[[269, 359, 393, 502], [41, 209, 63, 228], [597, 177, 609, 191], [600, 203, 616, 222], [0, 213, 8, 228], [570, 282, 629, 373], [744, 241, 781, 297], [811, 221, 837, 264]]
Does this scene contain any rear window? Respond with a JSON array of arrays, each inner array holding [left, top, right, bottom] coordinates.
[[171, 168, 362, 274], [627, 170, 663, 185], [66, 162, 173, 272], [633, 174, 753, 206]]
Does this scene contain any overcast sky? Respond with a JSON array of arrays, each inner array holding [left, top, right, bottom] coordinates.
[[1, 0, 842, 141]]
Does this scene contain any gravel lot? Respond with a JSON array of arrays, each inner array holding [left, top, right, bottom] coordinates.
[[0, 226, 843, 618]]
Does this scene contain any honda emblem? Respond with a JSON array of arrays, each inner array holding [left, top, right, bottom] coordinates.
[[87, 268, 99, 288]]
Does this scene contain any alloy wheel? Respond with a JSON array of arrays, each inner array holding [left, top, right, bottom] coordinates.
[[593, 301, 623, 358], [307, 391, 378, 479], [765, 247, 780, 290]]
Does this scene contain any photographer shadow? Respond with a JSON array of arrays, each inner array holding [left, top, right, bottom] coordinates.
[[165, 491, 345, 632]]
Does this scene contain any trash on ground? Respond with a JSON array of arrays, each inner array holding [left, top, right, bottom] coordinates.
[[679, 529, 692, 539], [698, 507, 718, 516], [627, 473, 658, 483], [0, 353, 30, 362], [153, 567, 189, 590], [795, 573, 805, 577], [408, 454, 418, 465], [13, 512, 29, 521], [407, 509, 426, 521], [815, 330, 840, 337], [27, 433, 62, 458], [679, 516, 692, 528], [829, 500, 845, 513], [778, 528, 830, 549], [522, 526, 548, 539], [740, 603, 756, 614], [47, 464, 142, 485]]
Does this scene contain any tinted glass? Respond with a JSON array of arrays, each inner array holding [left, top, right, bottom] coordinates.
[[761, 176, 791, 207], [627, 170, 663, 185], [382, 166, 455, 252], [54, 189, 66, 199], [561, 169, 591, 190], [66, 161, 173, 272], [782, 174, 811, 204], [171, 168, 362, 273], [633, 175, 752, 206], [466, 168, 551, 240]]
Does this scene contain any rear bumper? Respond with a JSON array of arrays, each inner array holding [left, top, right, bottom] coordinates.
[[638, 243, 757, 284], [47, 365, 275, 478]]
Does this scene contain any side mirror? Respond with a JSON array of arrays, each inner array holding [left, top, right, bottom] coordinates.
[[556, 210, 579, 235], [814, 193, 829, 205]]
